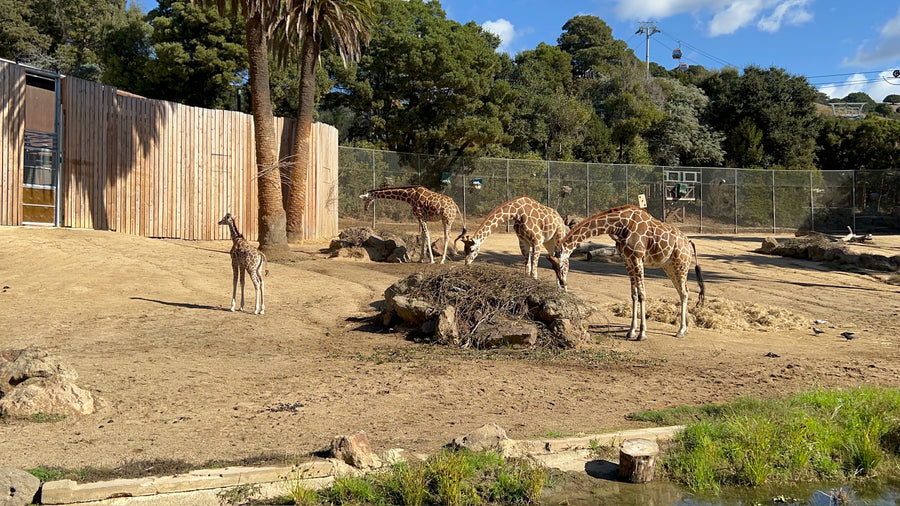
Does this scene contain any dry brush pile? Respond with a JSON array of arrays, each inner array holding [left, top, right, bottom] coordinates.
[[381, 264, 595, 349]]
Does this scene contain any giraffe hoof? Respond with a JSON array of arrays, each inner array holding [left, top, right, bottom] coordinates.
[[636, 335, 647, 341], [229, 308, 236, 312]]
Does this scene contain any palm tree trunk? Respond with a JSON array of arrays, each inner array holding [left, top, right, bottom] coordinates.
[[285, 35, 320, 242], [246, 13, 291, 258]]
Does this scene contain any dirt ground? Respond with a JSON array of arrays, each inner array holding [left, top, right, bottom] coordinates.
[[1, 225, 899, 472]]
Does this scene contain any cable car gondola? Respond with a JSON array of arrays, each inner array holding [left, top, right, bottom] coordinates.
[[672, 45, 682, 60]]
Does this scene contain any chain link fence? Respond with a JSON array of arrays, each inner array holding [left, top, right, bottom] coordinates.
[[339, 146, 900, 235]]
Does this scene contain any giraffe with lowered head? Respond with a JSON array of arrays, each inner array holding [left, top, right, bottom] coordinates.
[[359, 185, 462, 264], [219, 213, 268, 315], [454, 195, 568, 281], [547, 205, 705, 340]]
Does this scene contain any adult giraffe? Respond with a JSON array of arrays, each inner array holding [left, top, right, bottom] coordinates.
[[547, 205, 705, 340], [454, 195, 568, 280], [359, 185, 462, 264]]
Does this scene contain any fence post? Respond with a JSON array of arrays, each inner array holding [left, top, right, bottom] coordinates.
[[852, 170, 856, 232], [586, 162, 590, 218], [546, 160, 551, 205], [733, 168, 738, 234], [506, 158, 510, 232], [772, 169, 776, 234], [809, 170, 814, 232], [699, 168, 703, 233], [371, 149, 376, 229]]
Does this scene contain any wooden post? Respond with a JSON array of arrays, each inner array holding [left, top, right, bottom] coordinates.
[[617, 438, 659, 483]]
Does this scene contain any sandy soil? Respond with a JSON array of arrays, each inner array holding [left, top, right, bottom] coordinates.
[[1, 225, 899, 471]]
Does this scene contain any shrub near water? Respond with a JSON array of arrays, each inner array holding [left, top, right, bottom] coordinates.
[[655, 387, 900, 493], [289, 448, 547, 505]]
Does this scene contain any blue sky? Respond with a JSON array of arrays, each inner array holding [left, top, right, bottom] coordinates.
[[439, 0, 900, 101], [130, 0, 900, 101]]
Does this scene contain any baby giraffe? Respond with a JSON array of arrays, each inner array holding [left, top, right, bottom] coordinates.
[[218, 213, 268, 315]]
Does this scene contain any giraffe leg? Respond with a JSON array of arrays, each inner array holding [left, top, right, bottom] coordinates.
[[420, 222, 434, 264], [238, 269, 246, 312], [627, 263, 648, 340], [249, 270, 262, 315], [666, 263, 690, 337], [440, 223, 450, 264], [230, 262, 239, 312], [530, 246, 540, 280]]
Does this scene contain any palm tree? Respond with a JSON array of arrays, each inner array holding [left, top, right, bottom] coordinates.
[[198, 0, 292, 258], [280, 0, 375, 242]]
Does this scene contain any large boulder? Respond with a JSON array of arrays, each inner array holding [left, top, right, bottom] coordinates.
[[0, 347, 77, 395], [330, 432, 382, 470], [0, 467, 40, 506], [452, 423, 510, 451], [0, 348, 96, 418], [0, 375, 96, 417]]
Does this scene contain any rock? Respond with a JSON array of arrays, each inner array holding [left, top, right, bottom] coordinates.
[[390, 296, 435, 326], [363, 245, 388, 262], [386, 246, 409, 263], [338, 227, 376, 247], [384, 273, 424, 302], [452, 423, 509, 451], [0, 375, 96, 417], [0, 467, 41, 506], [550, 318, 589, 348], [475, 321, 538, 349], [758, 237, 779, 254], [0, 347, 77, 395], [434, 306, 460, 346], [330, 432, 382, 470]]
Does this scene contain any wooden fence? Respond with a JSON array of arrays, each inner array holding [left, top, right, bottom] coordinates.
[[0, 62, 25, 227], [0, 60, 338, 241]]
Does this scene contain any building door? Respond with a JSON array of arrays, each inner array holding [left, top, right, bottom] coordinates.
[[23, 70, 61, 225]]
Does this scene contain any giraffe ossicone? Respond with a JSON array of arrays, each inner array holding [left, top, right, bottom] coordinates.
[[359, 185, 461, 264], [548, 205, 705, 340], [454, 195, 568, 281], [218, 213, 268, 315]]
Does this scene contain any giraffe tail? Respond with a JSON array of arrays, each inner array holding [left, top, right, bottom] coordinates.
[[261, 252, 269, 277], [690, 240, 705, 307]]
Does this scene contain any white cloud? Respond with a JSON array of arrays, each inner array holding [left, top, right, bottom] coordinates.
[[844, 7, 900, 66], [818, 71, 898, 102], [482, 18, 517, 53], [757, 0, 812, 33], [613, 0, 814, 36]]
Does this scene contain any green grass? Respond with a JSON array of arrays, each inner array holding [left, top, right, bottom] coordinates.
[[278, 448, 546, 506], [30, 412, 67, 423], [650, 387, 900, 493]]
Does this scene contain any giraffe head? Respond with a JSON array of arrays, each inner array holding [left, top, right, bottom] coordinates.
[[547, 246, 570, 291], [453, 228, 479, 265], [218, 213, 235, 226], [359, 192, 374, 211]]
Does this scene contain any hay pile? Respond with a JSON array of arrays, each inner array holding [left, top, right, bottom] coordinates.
[[384, 264, 594, 348], [608, 297, 805, 332]]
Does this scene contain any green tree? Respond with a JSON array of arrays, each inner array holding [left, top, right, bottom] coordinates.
[[144, 0, 247, 109], [0, 0, 51, 61], [647, 78, 724, 167], [27, 0, 126, 79], [97, 5, 152, 94], [507, 43, 594, 160], [557, 15, 632, 79], [322, 0, 513, 157], [884, 94, 900, 104], [281, 0, 375, 241], [841, 91, 876, 112], [701, 66, 821, 169]]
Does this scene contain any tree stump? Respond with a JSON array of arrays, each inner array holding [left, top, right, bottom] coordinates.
[[617, 438, 659, 483]]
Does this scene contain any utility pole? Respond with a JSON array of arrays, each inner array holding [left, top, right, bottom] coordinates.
[[635, 21, 659, 80]]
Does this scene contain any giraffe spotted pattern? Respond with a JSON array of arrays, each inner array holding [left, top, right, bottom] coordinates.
[[359, 185, 462, 264], [218, 213, 268, 315], [548, 205, 705, 340], [454, 195, 568, 281]]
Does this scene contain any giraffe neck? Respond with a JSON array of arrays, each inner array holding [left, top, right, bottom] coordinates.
[[471, 200, 525, 243], [560, 211, 631, 258], [368, 187, 420, 204], [226, 219, 244, 244]]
